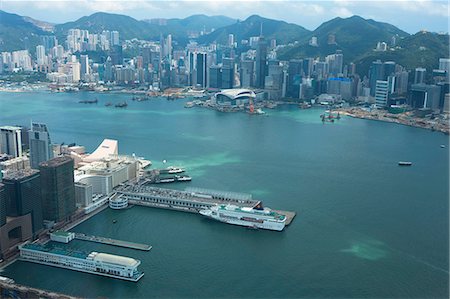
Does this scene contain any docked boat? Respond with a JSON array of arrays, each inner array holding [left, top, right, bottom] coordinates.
[[398, 161, 412, 166], [199, 204, 286, 231], [175, 175, 192, 182], [105, 102, 112, 107], [159, 166, 185, 174]]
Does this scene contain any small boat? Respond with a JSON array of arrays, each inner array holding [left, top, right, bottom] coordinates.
[[115, 102, 128, 108], [440, 145, 446, 148], [79, 98, 98, 104], [105, 102, 112, 107], [112, 219, 117, 224], [398, 161, 412, 166]]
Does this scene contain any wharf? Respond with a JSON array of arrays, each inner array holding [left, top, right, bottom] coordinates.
[[74, 233, 152, 251], [273, 210, 296, 226]]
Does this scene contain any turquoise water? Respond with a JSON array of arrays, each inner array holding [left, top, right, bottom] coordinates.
[[1, 91, 449, 298]]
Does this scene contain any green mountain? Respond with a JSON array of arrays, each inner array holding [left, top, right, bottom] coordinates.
[[54, 12, 160, 41], [354, 31, 450, 78], [278, 15, 409, 62], [198, 15, 311, 45], [164, 14, 236, 33], [0, 10, 47, 52]]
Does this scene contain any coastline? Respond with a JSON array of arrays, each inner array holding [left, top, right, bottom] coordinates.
[[338, 108, 450, 135]]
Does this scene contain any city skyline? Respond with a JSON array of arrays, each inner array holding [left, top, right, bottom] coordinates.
[[1, 0, 449, 34]]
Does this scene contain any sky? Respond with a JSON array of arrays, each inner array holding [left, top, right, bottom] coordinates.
[[0, 0, 449, 34]]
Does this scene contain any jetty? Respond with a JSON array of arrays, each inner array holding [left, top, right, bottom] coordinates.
[[74, 233, 152, 251]]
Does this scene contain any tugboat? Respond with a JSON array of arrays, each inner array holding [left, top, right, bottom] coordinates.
[[115, 102, 128, 108]]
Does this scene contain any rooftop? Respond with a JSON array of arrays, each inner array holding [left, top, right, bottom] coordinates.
[[93, 253, 140, 267], [0, 126, 22, 131], [39, 156, 73, 168], [2, 169, 40, 181]]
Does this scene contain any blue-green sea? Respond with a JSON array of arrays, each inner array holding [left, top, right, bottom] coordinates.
[[1, 91, 448, 298]]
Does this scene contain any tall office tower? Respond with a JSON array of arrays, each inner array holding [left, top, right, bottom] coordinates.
[[209, 65, 222, 89], [414, 68, 426, 84], [29, 123, 53, 170], [255, 35, 268, 88], [166, 34, 172, 60], [80, 54, 89, 77], [104, 56, 114, 82], [375, 80, 389, 108], [221, 65, 234, 89], [228, 34, 234, 48], [36, 45, 46, 65], [302, 58, 313, 78], [40, 35, 57, 52], [383, 61, 396, 79], [0, 183, 6, 227], [39, 156, 76, 222], [188, 52, 197, 86], [369, 60, 384, 96], [2, 169, 43, 236], [240, 60, 254, 88], [287, 59, 303, 98], [0, 126, 22, 158], [196, 53, 207, 88]]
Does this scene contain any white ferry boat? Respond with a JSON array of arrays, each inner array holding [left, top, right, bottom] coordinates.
[[160, 166, 185, 174], [19, 243, 144, 282], [199, 204, 286, 231]]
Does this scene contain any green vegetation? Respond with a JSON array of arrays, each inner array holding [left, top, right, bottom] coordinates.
[[0, 71, 48, 83], [199, 15, 310, 45]]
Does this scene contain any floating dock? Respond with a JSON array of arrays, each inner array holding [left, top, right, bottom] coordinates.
[[117, 184, 296, 228], [74, 233, 152, 251]]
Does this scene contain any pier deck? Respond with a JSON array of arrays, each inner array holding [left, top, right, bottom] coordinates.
[[273, 210, 296, 226], [74, 233, 152, 251]]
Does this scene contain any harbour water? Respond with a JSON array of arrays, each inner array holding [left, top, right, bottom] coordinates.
[[1, 91, 449, 298]]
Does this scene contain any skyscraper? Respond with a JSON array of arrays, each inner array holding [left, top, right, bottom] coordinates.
[[221, 65, 234, 89], [2, 169, 43, 236], [369, 60, 384, 96], [414, 68, 426, 84], [255, 35, 268, 88], [0, 183, 6, 227], [240, 60, 254, 88], [375, 80, 389, 108], [36, 45, 46, 65], [29, 123, 53, 169], [39, 156, 76, 222], [0, 126, 22, 158], [196, 53, 207, 88], [80, 54, 89, 77], [209, 65, 222, 89]]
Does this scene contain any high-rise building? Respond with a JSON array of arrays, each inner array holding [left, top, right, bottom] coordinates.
[[375, 80, 389, 108], [29, 123, 53, 169], [228, 34, 234, 48], [110, 31, 120, 46], [369, 60, 384, 96], [221, 66, 234, 89], [0, 126, 22, 158], [196, 53, 207, 88], [0, 183, 6, 227], [255, 35, 268, 88], [36, 45, 46, 66], [414, 68, 426, 84], [439, 58, 450, 74], [410, 84, 442, 110], [240, 60, 254, 88], [80, 54, 89, 77], [2, 169, 43, 236], [39, 156, 76, 222], [287, 59, 302, 98], [209, 65, 222, 89]]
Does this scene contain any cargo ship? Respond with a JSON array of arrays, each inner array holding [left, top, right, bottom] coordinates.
[[19, 243, 144, 282], [199, 204, 286, 231]]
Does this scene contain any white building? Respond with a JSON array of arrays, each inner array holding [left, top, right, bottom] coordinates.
[[0, 126, 22, 158], [375, 80, 389, 108]]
